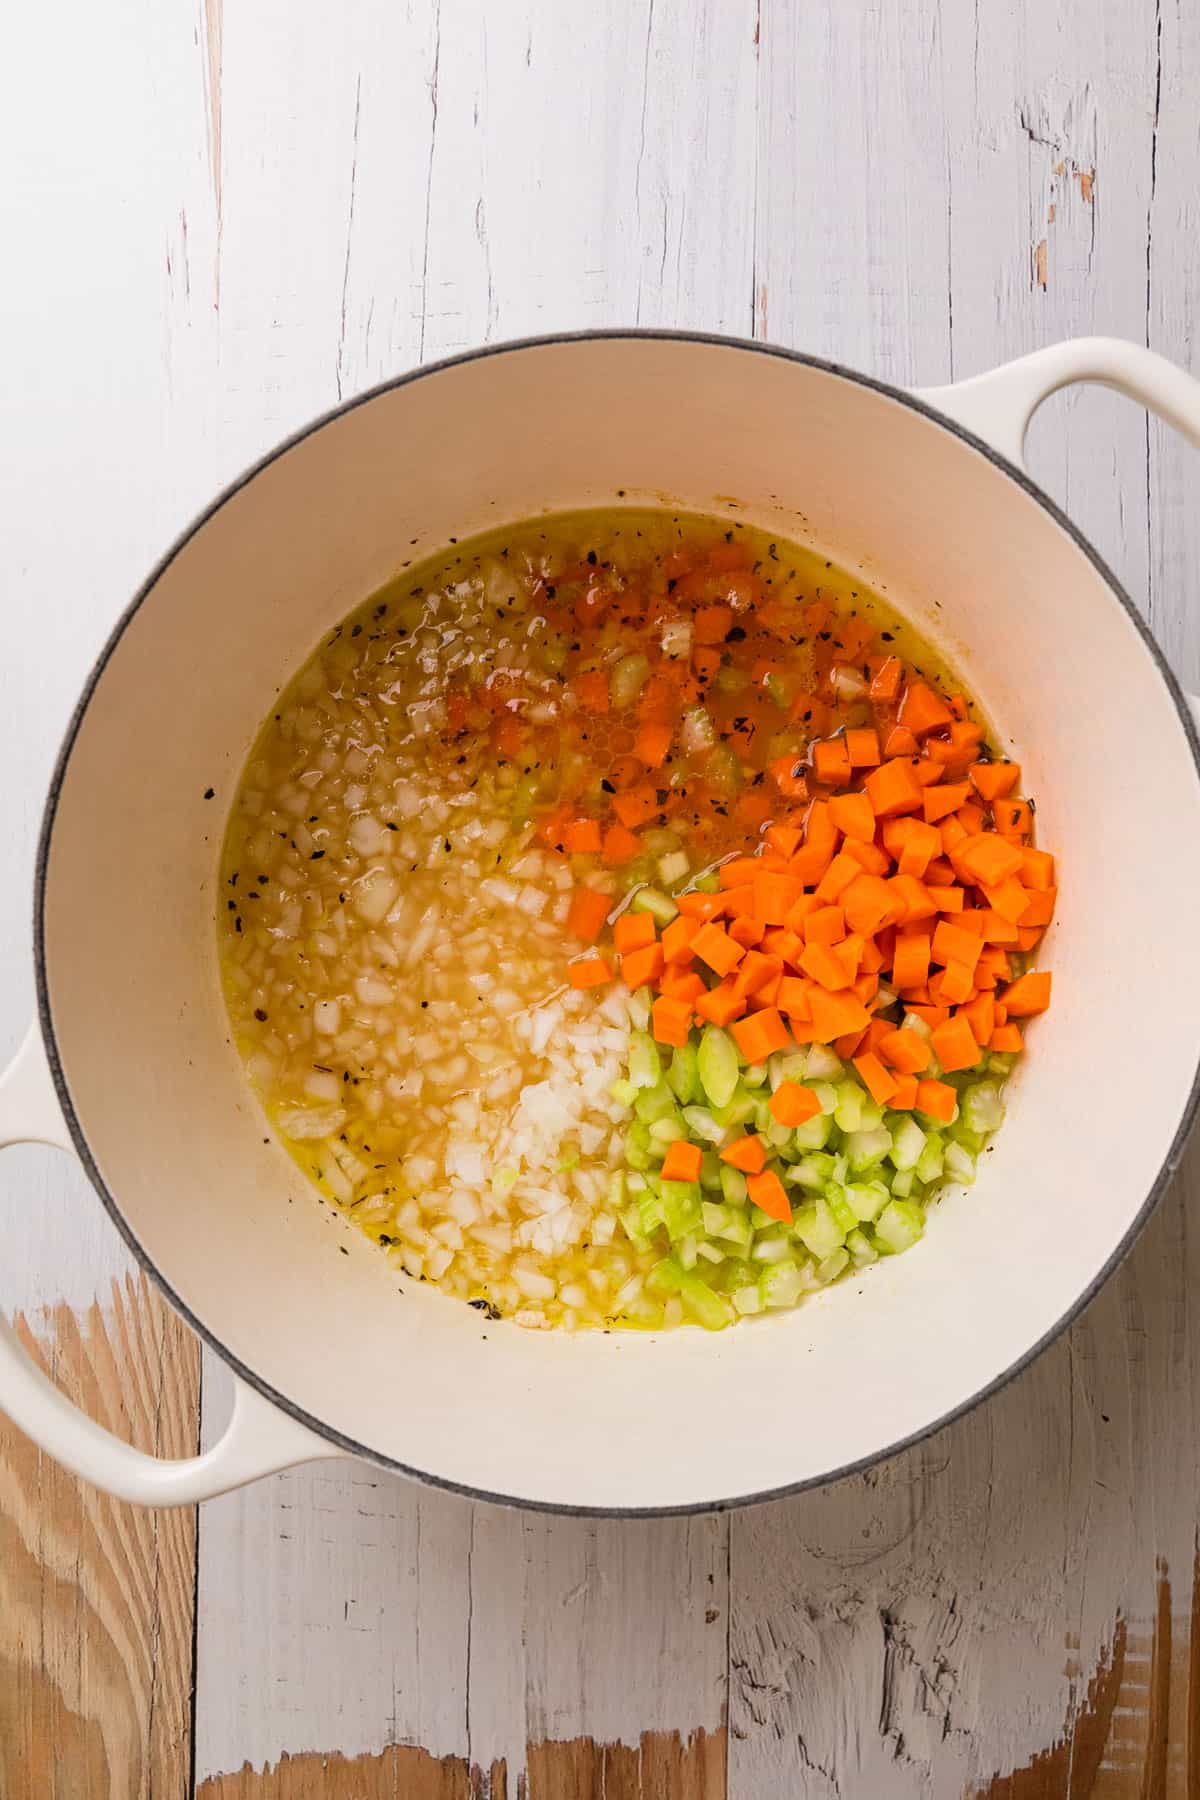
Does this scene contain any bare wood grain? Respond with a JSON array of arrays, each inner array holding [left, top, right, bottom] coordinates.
[[0, 1273, 199, 1799]]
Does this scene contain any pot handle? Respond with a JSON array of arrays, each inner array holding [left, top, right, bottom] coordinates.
[[918, 335, 1200, 469], [0, 1021, 344, 1505]]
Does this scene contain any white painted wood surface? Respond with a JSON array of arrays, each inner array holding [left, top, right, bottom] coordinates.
[[4, 0, 1200, 1792]]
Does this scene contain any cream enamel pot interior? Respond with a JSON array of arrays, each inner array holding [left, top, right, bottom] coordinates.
[[4, 333, 1200, 1514]]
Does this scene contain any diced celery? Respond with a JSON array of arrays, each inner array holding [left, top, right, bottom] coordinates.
[[752, 1227, 792, 1262], [761, 1259, 805, 1308], [889, 1116, 928, 1172], [630, 886, 678, 926], [948, 1120, 988, 1155], [732, 1283, 763, 1315], [635, 1080, 678, 1123], [691, 871, 721, 894], [606, 1170, 626, 1211], [825, 1184, 858, 1236], [609, 1076, 637, 1107], [627, 986, 652, 1031], [682, 1104, 726, 1145], [667, 1041, 701, 1106], [714, 1255, 756, 1294], [699, 1150, 723, 1192], [628, 1031, 661, 1089], [963, 1079, 1006, 1135], [702, 1199, 735, 1237], [620, 1204, 653, 1250], [681, 706, 717, 755], [808, 1080, 839, 1115], [677, 1233, 699, 1269], [988, 1051, 1018, 1076], [610, 652, 651, 708], [660, 1180, 704, 1239], [508, 770, 540, 825], [762, 1115, 793, 1150], [698, 1026, 740, 1108], [624, 1125, 654, 1171], [901, 1011, 933, 1041], [793, 1196, 845, 1258], [719, 1164, 748, 1205], [874, 1198, 925, 1252], [890, 1168, 914, 1198], [846, 1227, 879, 1266], [816, 1247, 850, 1284], [742, 1060, 770, 1089], [702, 1200, 753, 1253], [805, 1045, 844, 1081], [769, 1050, 809, 1089], [858, 1097, 885, 1131], [845, 1125, 891, 1171], [650, 1257, 733, 1328], [696, 1240, 725, 1265], [792, 1111, 833, 1151], [789, 1151, 837, 1191], [712, 1087, 759, 1130], [914, 1138, 944, 1187], [944, 1142, 977, 1185], [648, 1115, 687, 1148], [844, 1179, 890, 1223], [659, 850, 691, 886], [834, 1081, 865, 1132]]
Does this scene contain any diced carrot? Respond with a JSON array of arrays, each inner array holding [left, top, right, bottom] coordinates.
[[719, 858, 763, 888], [828, 791, 876, 841], [980, 877, 1032, 924], [747, 1168, 792, 1223], [854, 1052, 898, 1106], [676, 891, 726, 921], [898, 679, 954, 736], [941, 817, 969, 854], [651, 995, 694, 1047], [777, 975, 814, 1019], [889, 1074, 920, 1110], [869, 656, 903, 701], [923, 782, 971, 824], [729, 915, 766, 948], [978, 909, 1020, 945], [769, 1082, 822, 1127], [934, 885, 965, 912], [753, 873, 805, 924], [661, 1140, 702, 1183], [563, 817, 603, 854], [1016, 926, 1045, 952], [602, 821, 641, 866], [887, 874, 938, 924], [931, 1014, 982, 1073], [804, 904, 846, 946], [787, 843, 835, 886], [804, 798, 841, 856], [990, 1024, 1025, 1052], [836, 933, 865, 980], [783, 893, 819, 932], [1019, 887, 1057, 928], [916, 1078, 958, 1123], [908, 1003, 951, 1028], [833, 1025, 869, 1059], [994, 798, 1032, 839], [863, 757, 924, 818], [694, 979, 747, 1026], [635, 720, 674, 768], [731, 1008, 792, 1061], [767, 823, 804, 858], [720, 1134, 766, 1174], [954, 802, 986, 835], [969, 761, 1021, 802], [694, 604, 734, 644], [842, 873, 903, 936], [660, 968, 706, 1002], [569, 956, 613, 989], [976, 946, 1012, 985], [761, 926, 804, 965], [612, 785, 662, 830], [853, 971, 880, 1005], [812, 737, 853, 785], [1002, 970, 1052, 1016], [733, 950, 784, 999], [620, 942, 665, 990], [912, 759, 946, 789], [809, 988, 871, 1042], [884, 725, 919, 757], [892, 931, 931, 992], [692, 922, 745, 976], [931, 919, 984, 972], [877, 1028, 931, 1074], [723, 885, 757, 920], [815, 851, 862, 903], [842, 838, 891, 876], [896, 819, 940, 877], [566, 887, 610, 942], [769, 754, 810, 799], [1021, 848, 1056, 891], [614, 911, 657, 954], [929, 963, 975, 1006], [923, 855, 957, 885], [963, 992, 996, 1045], [661, 915, 700, 963], [845, 727, 881, 767], [572, 669, 610, 713], [799, 942, 853, 991], [692, 647, 722, 682], [956, 831, 1025, 886]]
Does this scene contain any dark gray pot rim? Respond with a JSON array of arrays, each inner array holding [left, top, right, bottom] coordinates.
[[31, 328, 1200, 1516]]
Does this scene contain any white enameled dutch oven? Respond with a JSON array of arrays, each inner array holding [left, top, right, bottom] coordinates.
[[4, 334, 1200, 1514]]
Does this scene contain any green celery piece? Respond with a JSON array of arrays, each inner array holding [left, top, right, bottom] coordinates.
[[627, 1031, 662, 1089], [719, 1163, 748, 1205], [634, 1080, 678, 1124], [874, 1198, 926, 1253], [667, 1041, 702, 1106], [630, 886, 678, 925], [698, 1026, 740, 1109]]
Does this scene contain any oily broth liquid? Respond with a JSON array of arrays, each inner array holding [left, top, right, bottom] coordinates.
[[218, 509, 990, 1330]]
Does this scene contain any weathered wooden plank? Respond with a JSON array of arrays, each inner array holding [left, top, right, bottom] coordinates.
[[0, 1276, 199, 1799]]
